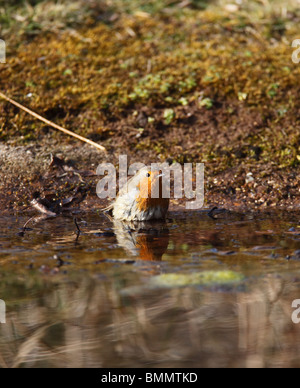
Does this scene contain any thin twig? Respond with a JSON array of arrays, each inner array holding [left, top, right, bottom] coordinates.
[[208, 206, 219, 219], [74, 218, 82, 244], [74, 218, 81, 234], [19, 215, 47, 236], [18, 216, 36, 236], [0, 92, 106, 152]]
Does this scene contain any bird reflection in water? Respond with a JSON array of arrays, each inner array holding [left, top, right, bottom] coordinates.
[[112, 220, 169, 261]]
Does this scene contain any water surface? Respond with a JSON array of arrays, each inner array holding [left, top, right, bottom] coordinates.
[[0, 210, 300, 368]]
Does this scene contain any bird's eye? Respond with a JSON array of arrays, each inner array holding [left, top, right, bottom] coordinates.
[[146, 172, 151, 178]]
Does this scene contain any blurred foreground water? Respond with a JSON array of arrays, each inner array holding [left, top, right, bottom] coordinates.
[[0, 211, 300, 368]]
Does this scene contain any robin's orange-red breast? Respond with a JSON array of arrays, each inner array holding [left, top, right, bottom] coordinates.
[[104, 167, 169, 221]]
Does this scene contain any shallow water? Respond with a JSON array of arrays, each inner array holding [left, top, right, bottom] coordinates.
[[0, 210, 300, 368]]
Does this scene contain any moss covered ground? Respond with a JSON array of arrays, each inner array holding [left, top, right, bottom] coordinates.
[[0, 0, 299, 211]]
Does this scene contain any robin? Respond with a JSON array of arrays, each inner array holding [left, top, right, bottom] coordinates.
[[104, 166, 169, 221]]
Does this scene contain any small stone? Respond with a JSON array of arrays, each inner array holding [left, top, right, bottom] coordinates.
[[225, 4, 239, 12], [245, 172, 255, 184]]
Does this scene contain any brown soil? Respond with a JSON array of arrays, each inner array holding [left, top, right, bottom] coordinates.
[[0, 138, 299, 215]]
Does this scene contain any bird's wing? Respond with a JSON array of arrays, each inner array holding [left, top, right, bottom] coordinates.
[[101, 166, 150, 214]]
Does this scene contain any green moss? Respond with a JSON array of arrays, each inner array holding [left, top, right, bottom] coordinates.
[[199, 97, 214, 109], [163, 109, 175, 125]]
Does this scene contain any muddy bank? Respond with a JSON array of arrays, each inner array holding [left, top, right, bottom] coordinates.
[[0, 142, 299, 213], [0, 142, 105, 212]]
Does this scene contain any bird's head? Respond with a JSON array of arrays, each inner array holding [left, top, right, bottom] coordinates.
[[130, 167, 168, 212]]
